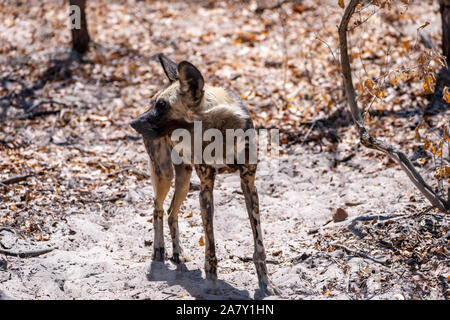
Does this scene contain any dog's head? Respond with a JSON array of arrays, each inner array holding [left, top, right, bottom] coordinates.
[[130, 54, 204, 139]]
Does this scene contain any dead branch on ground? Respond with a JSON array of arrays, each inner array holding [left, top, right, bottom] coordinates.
[[332, 243, 389, 266], [0, 247, 56, 258], [0, 174, 34, 186]]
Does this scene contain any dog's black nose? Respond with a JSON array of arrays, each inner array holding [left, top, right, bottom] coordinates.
[[129, 118, 141, 131], [130, 116, 158, 139]]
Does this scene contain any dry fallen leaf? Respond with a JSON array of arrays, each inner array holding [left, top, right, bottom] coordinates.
[[418, 21, 430, 31], [323, 290, 333, 297], [271, 249, 282, 256], [332, 208, 348, 222], [443, 87, 450, 104]]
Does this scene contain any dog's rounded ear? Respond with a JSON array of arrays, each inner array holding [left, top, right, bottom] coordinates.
[[178, 61, 204, 101], [158, 54, 178, 82]]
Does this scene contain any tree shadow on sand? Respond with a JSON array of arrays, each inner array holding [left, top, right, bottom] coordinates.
[[0, 42, 155, 122], [0, 50, 85, 122], [147, 260, 254, 300]]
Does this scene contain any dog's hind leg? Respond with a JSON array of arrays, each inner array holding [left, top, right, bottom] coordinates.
[[240, 165, 280, 296], [144, 137, 173, 261], [196, 165, 220, 294], [168, 164, 192, 264]]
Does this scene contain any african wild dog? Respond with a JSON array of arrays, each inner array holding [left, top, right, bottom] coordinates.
[[130, 54, 280, 296]]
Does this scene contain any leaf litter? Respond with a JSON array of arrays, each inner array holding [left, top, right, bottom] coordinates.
[[0, 0, 448, 299]]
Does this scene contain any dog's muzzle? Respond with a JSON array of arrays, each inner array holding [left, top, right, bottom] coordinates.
[[130, 116, 158, 139]]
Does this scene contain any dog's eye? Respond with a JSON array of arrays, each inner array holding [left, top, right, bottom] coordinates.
[[156, 100, 167, 110]]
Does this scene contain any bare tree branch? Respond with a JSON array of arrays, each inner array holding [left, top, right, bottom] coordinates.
[[338, 0, 449, 212]]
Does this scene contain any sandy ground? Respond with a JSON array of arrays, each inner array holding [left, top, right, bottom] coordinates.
[[2, 145, 441, 300], [0, 0, 448, 300]]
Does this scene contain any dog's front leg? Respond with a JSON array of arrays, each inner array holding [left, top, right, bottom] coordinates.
[[145, 137, 173, 261], [168, 164, 192, 264], [196, 165, 219, 294], [150, 174, 171, 261], [240, 165, 280, 296]]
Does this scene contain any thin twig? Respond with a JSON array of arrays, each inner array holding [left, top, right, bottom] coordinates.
[[130, 168, 151, 179], [0, 174, 34, 185], [0, 227, 16, 233], [81, 193, 125, 203], [301, 121, 316, 145], [231, 255, 281, 265], [0, 247, 56, 258], [333, 244, 389, 266], [315, 35, 338, 64], [107, 166, 132, 177], [348, 7, 380, 31], [13, 109, 61, 120]]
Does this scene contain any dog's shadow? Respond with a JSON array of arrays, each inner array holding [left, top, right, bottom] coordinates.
[[147, 260, 252, 300]]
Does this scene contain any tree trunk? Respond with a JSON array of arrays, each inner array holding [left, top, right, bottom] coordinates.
[[440, 0, 450, 65], [69, 0, 90, 54]]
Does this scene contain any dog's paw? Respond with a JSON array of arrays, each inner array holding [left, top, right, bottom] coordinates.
[[260, 282, 281, 297], [205, 285, 223, 296], [170, 252, 189, 264]]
